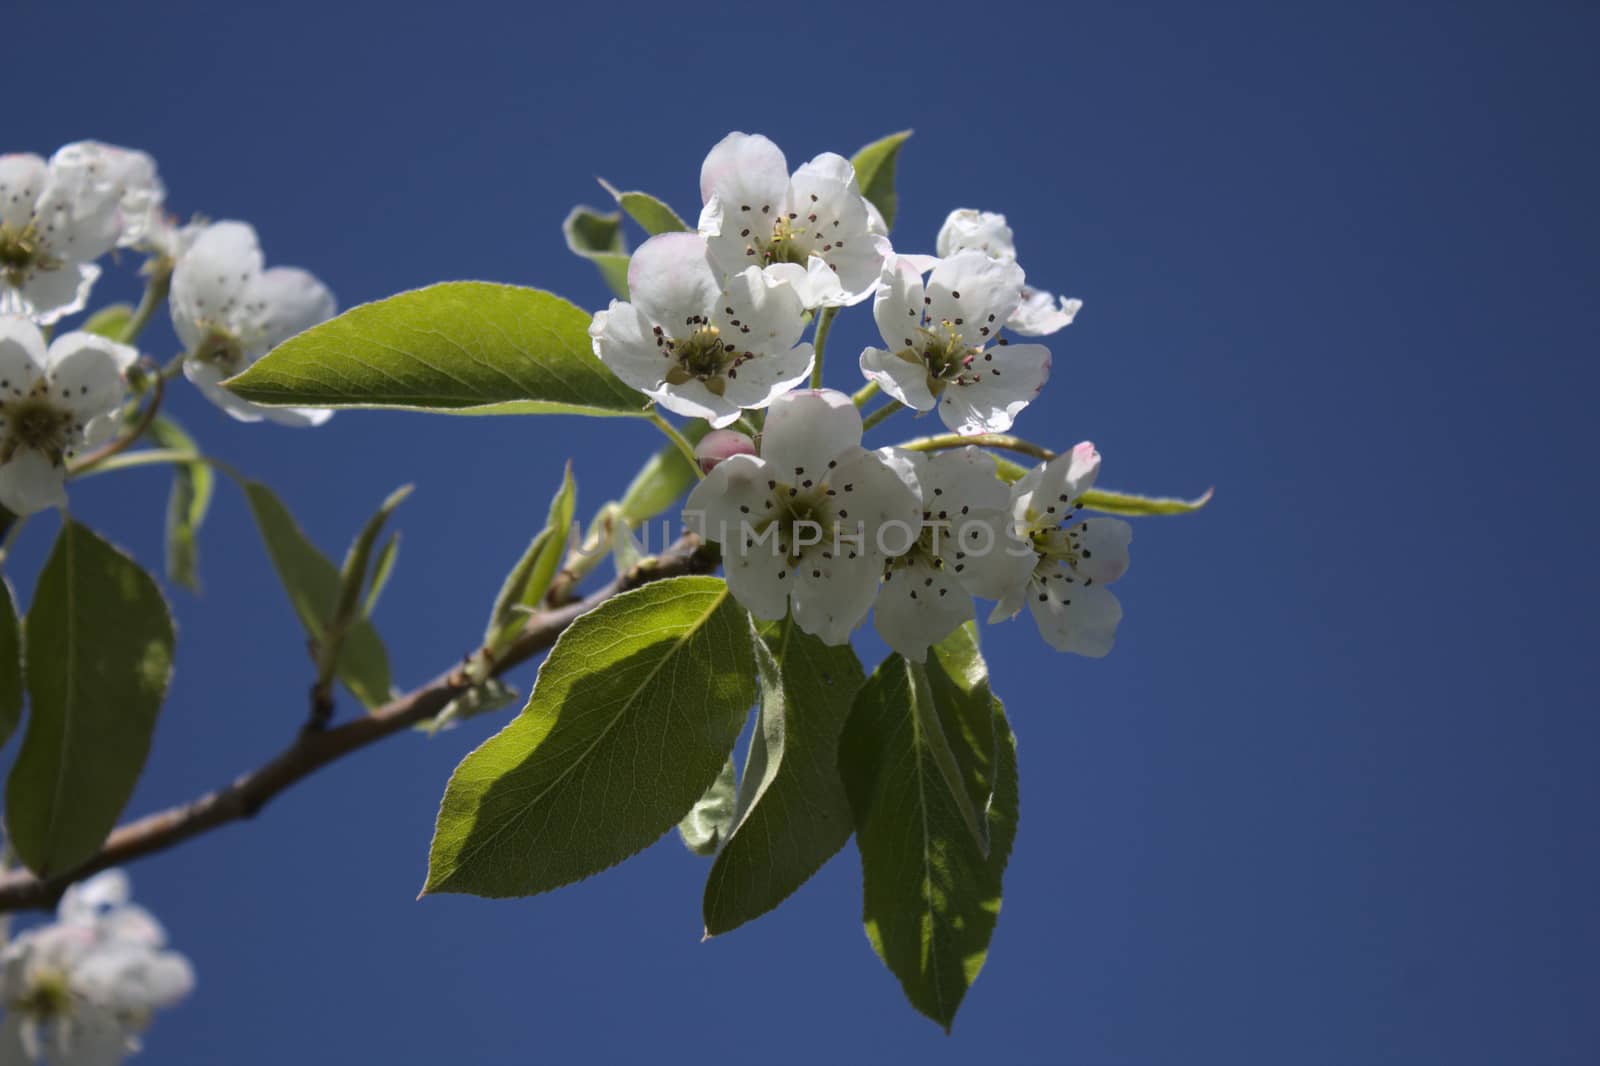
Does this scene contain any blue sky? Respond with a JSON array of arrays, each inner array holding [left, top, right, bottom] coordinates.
[[5, 1, 1597, 1062]]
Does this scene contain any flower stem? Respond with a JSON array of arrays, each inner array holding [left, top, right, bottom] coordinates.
[[119, 265, 173, 346], [851, 380, 880, 408], [896, 432, 1057, 462], [68, 370, 166, 477], [809, 307, 838, 388], [648, 410, 703, 479], [860, 399, 904, 433]]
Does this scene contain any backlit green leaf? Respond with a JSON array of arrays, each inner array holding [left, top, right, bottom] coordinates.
[[485, 464, 576, 653], [618, 420, 709, 526], [425, 576, 756, 897], [82, 304, 134, 341], [5, 523, 175, 876], [144, 416, 213, 592], [1080, 486, 1214, 516], [564, 206, 632, 299], [678, 757, 738, 856], [225, 282, 646, 417], [599, 179, 689, 235], [0, 577, 21, 749], [850, 130, 913, 231]]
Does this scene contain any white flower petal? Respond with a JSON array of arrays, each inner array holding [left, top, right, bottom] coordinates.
[[1014, 441, 1101, 528], [758, 389, 862, 477], [33, 153, 123, 263], [1071, 517, 1133, 585], [871, 256, 925, 351], [57, 870, 132, 925], [948, 508, 1037, 601], [791, 545, 879, 645], [10, 262, 101, 326], [926, 251, 1025, 348], [53, 142, 165, 249], [1028, 576, 1122, 657], [829, 446, 923, 557], [0, 317, 48, 387], [73, 942, 193, 1012], [589, 302, 672, 394], [937, 341, 1050, 435], [626, 232, 719, 328], [683, 454, 771, 543], [936, 208, 1017, 261], [184, 358, 331, 427], [1008, 289, 1081, 336], [859, 346, 936, 411], [0, 448, 67, 515], [699, 132, 790, 212], [44, 332, 134, 421], [648, 377, 741, 427], [170, 221, 264, 350], [718, 341, 813, 411], [716, 266, 806, 352], [874, 556, 974, 662], [920, 446, 1010, 512], [245, 266, 335, 353], [0, 154, 47, 231]]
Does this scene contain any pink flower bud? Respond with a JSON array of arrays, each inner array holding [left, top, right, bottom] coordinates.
[[695, 429, 756, 473]]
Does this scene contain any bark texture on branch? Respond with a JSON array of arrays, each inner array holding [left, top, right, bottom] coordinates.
[[0, 535, 716, 913]]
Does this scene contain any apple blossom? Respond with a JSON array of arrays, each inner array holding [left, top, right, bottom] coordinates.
[[683, 389, 920, 644], [873, 446, 1036, 660], [169, 221, 335, 427], [590, 232, 813, 427], [0, 317, 137, 515], [990, 442, 1133, 657], [937, 208, 1082, 336], [698, 133, 889, 309], [858, 250, 1053, 435], [50, 143, 166, 252], [0, 149, 128, 325]]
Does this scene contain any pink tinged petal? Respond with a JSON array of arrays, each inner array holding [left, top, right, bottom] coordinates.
[[759, 388, 862, 476], [859, 346, 936, 411], [948, 508, 1037, 601], [936, 208, 1016, 261], [699, 132, 790, 210], [695, 429, 756, 473], [1008, 289, 1081, 336], [171, 221, 264, 349], [590, 301, 674, 393], [716, 266, 807, 351], [626, 232, 720, 329], [791, 545, 880, 645], [926, 250, 1026, 348], [684, 454, 773, 544], [938, 340, 1051, 435], [718, 341, 813, 412], [1028, 577, 1123, 657], [1071, 517, 1133, 585], [11, 262, 101, 326], [244, 266, 335, 354], [0, 448, 68, 515], [43, 332, 135, 421], [0, 317, 49, 386], [0, 154, 47, 230], [829, 446, 923, 557], [871, 257, 926, 351], [873, 557, 974, 662]]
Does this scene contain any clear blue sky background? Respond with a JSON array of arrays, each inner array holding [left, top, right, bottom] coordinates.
[[5, 1, 1596, 1062]]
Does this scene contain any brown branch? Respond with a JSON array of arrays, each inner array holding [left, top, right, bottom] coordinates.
[[0, 534, 718, 913]]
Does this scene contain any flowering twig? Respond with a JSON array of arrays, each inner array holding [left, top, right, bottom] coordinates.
[[0, 533, 718, 913]]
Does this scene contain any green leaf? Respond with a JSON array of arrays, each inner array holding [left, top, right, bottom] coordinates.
[[564, 206, 631, 300], [678, 756, 738, 856], [425, 576, 756, 898], [839, 624, 1019, 1031], [82, 304, 134, 341], [416, 677, 520, 736], [0, 577, 21, 749], [242, 481, 392, 708], [484, 464, 576, 653], [5, 522, 175, 877], [599, 179, 689, 235], [850, 130, 913, 231], [144, 417, 213, 592], [703, 616, 865, 936], [224, 282, 647, 417], [1080, 486, 1214, 516], [333, 485, 412, 632], [363, 532, 400, 618], [618, 420, 709, 526]]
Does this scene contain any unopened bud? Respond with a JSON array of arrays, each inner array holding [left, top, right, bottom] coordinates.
[[694, 429, 756, 473]]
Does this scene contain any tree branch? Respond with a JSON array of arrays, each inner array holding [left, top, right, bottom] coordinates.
[[0, 534, 718, 913]]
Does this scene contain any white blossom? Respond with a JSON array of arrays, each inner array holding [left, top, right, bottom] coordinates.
[[0, 149, 128, 325], [858, 250, 1052, 435], [0, 317, 136, 515], [169, 221, 335, 427], [590, 232, 813, 427], [937, 208, 1082, 336], [990, 442, 1132, 657], [698, 132, 890, 309], [684, 389, 921, 644], [872, 447, 1036, 660], [49, 144, 165, 252], [0, 871, 193, 1066]]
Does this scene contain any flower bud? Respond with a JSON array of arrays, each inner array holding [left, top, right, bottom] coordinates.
[[694, 429, 756, 473]]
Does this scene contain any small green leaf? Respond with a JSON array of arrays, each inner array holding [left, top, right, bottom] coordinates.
[[225, 282, 647, 417], [564, 206, 632, 299], [425, 576, 756, 898], [416, 677, 520, 736], [850, 130, 913, 231], [599, 179, 689, 235], [82, 304, 135, 341], [318, 485, 411, 691], [242, 481, 392, 708], [703, 616, 865, 936], [678, 757, 738, 856], [618, 420, 709, 526], [0, 577, 21, 749], [1080, 486, 1214, 516], [5, 522, 175, 877], [144, 416, 213, 592], [363, 532, 400, 618], [485, 464, 576, 653], [839, 624, 1018, 1031]]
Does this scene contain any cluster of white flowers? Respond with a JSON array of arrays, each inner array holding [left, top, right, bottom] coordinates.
[[593, 132, 1131, 659], [0, 140, 336, 517], [0, 870, 192, 1065]]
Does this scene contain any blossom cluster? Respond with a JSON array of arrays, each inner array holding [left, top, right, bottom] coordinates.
[[592, 133, 1133, 659], [0, 870, 192, 1065], [0, 141, 336, 516]]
